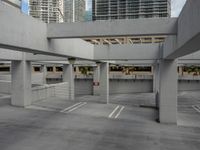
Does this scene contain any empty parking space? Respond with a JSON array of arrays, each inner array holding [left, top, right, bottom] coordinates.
[[0, 96, 200, 150], [178, 91, 200, 127]]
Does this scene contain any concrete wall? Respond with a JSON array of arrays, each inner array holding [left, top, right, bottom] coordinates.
[[110, 79, 153, 94], [32, 85, 55, 102], [1, 76, 200, 96], [75, 79, 93, 95], [74, 79, 200, 95], [0, 73, 44, 84], [32, 82, 69, 102], [0, 80, 69, 101], [54, 82, 69, 99], [0, 80, 11, 94], [178, 80, 200, 91]]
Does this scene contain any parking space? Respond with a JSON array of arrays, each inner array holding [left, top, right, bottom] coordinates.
[[0, 95, 200, 150], [178, 91, 200, 127], [0, 92, 200, 150]]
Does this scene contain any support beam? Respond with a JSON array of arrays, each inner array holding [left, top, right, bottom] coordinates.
[[0, 48, 23, 60], [159, 59, 177, 124], [94, 43, 161, 60], [63, 64, 74, 100], [93, 64, 100, 95], [0, 3, 94, 60], [47, 18, 177, 38], [100, 62, 109, 104], [164, 0, 200, 59], [11, 56, 32, 107]]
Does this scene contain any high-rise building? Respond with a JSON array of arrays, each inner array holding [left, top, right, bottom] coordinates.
[[63, 0, 85, 22], [84, 0, 92, 21], [29, 0, 64, 23], [92, 0, 171, 21]]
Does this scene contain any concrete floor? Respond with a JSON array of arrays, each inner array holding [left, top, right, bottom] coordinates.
[[0, 92, 200, 150]]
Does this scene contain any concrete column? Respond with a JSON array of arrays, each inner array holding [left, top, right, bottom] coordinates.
[[11, 60, 32, 107], [100, 62, 109, 104], [153, 63, 160, 93], [63, 64, 74, 100], [93, 65, 100, 95], [153, 63, 160, 109], [41, 65, 47, 84], [159, 59, 177, 124]]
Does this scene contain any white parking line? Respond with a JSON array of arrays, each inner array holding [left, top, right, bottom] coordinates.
[[108, 105, 125, 119], [66, 102, 87, 113], [115, 106, 125, 119], [60, 102, 83, 113], [192, 105, 200, 113], [109, 105, 120, 118]]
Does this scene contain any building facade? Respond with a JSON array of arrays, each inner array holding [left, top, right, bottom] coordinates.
[[29, 0, 64, 23], [84, 0, 92, 21], [92, 0, 171, 21], [63, 0, 85, 22]]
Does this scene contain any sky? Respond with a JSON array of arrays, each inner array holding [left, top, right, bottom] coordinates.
[[171, 0, 187, 17], [86, 0, 187, 17]]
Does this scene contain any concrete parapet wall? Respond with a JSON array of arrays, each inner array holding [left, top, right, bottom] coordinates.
[[32, 84, 55, 102], [110, 79, 153, 94], [75, 79, 93, 95], [32, 82, 69, 102], [54, 82, 69, 99], [0, 80, 69, 102], [0, 73, 44, 84], [0, 80, 11, 94]]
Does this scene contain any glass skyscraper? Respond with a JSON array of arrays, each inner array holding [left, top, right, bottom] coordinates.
[[92, 0, 171, 21]]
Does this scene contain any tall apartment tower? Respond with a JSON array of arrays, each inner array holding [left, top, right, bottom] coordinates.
[[63, 0, 85, 22], [92, 0, 171, 21], [29, 0, 64, 23]]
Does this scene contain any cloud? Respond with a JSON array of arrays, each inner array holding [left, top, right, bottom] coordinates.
[[171, 0, 187, 17]]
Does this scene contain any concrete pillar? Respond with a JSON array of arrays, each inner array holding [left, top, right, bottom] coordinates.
[[11, 60, 32, 107], [100, 62, 109, 104], [153, 63, 160, 109], [153, 63, 160, 93], [93, 65, 100, 95], [159, 59, 177, 124], [41, 65, 47, 84], [63, 64, 74, 100]]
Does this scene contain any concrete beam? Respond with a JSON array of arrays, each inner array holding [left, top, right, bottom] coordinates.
[[94, 43, 161, 60], [47, 18, 177, 39], [0, 48, 23, 60], [0, 3, 94, 60], [164, 0, 200, 59], [25, 53, 68, 61]]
